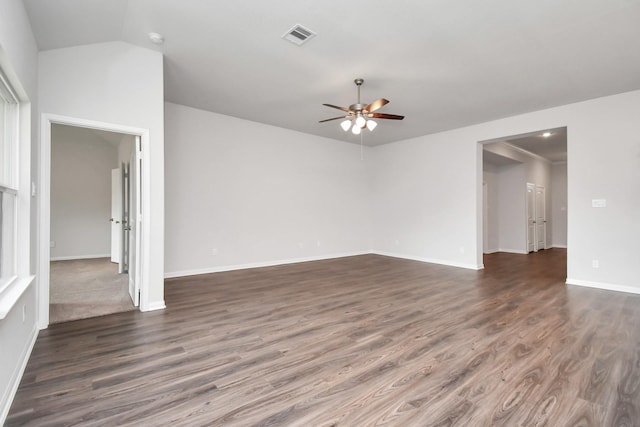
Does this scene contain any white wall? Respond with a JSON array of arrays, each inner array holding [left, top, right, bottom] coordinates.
[[370, 133, 480, 269], [372, 90, 640, 293], [497, 163, 527, 253], [164, 102, 370, 276], [50, 125, 118, 259], [482, 167, 499, 253], [0, 0, 39, 423], [118, 135, 134, 165], [39, 41, 165, 310], [551, 162, 568, 248]]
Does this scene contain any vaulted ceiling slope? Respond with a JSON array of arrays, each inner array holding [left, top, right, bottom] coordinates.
[[23, 0, 640, 145]]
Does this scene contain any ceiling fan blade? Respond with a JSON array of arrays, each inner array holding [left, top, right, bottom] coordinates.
[[322, 103, 351, 113], [364, 98, 389, 113], [319, 116, 348, 123], [370, 112, 404, 120]]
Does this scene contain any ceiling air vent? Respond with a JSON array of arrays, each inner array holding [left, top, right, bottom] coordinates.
[[282, 24, 316, 46]]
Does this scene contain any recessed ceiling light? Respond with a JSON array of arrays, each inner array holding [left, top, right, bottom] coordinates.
[[148, 32, 164, 45], [542, 132, 551, 137]]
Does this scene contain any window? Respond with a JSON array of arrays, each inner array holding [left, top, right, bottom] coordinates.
[[0, 68, 19, 295]]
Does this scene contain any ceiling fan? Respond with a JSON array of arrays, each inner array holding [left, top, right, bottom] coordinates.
[[319, 78, 404, 135]]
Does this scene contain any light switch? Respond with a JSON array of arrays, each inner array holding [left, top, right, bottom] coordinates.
[[592, 199, 606, 208]]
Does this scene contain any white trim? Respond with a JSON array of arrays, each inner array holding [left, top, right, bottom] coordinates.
[[0, 323, 37, 424], [0, 275, 34, 320], [566, 278, 640, 295], [371, 251, 484, 270], [552, 244, 568, 249], [39, 114, 154, 329], [143, 300, 166, 312], [497, 248, 529, 255], [164, 251, 370, 279], [50, 254, 111, 261]]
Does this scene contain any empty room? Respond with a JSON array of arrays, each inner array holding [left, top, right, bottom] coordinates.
[[1, 1, 639, 426]]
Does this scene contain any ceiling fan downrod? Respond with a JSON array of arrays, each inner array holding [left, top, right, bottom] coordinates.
[[351, 78, 365, 113]]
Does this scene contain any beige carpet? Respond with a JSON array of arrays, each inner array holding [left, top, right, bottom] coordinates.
[[50, 258, 135, 324]]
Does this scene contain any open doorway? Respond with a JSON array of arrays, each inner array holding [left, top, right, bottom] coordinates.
[[480, 127, 567, 260], [39, 115, 148, 329], [49, 124, 139, 323]]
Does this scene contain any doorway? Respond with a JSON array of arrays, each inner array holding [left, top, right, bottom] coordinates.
[[48, 124, 139, 323], [39, 115, 148, 329], [480, 127, 567, 263]]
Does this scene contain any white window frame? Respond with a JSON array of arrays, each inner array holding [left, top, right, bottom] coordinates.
[[0, 60, 34, 320]]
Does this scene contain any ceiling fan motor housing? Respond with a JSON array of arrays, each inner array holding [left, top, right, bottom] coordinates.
[[319, 77, 404, 125]]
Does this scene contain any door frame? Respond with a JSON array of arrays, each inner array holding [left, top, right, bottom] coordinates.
[[38, 114, 151, 329]]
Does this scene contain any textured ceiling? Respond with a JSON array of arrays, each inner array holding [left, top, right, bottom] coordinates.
[[23, 0, 640, 146]]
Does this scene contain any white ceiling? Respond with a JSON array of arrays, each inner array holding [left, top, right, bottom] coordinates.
[[483, 127, 567, 167], [23, 0, 640, 146], [52, 123, 129, 148], [504, 128, 567, 163]]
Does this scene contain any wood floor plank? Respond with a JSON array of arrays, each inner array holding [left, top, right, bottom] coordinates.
[[6, 250, 640, 426]]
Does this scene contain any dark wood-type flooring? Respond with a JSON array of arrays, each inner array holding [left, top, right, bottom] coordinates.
[[7, 250, 640, 426]]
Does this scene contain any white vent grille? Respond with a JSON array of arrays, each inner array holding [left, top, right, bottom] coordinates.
[[282, 24, 317, 46]]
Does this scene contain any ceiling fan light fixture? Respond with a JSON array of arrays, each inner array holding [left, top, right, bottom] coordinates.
[[366, 119, 377, 131], [319, 78, 404, 136]]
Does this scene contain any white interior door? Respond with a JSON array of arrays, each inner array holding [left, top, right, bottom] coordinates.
[[121, 162, 129, 273], [128, 136, 142, 306], [526, 183, 535, 253], [535, 185, 546, 251], [110, 168, 121, 263]]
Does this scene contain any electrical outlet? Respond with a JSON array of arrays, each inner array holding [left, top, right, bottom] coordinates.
[[592, 260, 599, 268], [211, 248, 218, 256], [50, 241, 56, 248]]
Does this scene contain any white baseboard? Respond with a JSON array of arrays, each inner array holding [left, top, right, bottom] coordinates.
[[371, 251, 483, 270], [142, 300, 166, 312], [552, 245, 568, 249], [50, 253, 111, 261], [0, 325, 38, 425], [483, 248, 499, 254], [164, 251, 370, 279], [497, 248, 529, 255], [566, 278, 640, 295]]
